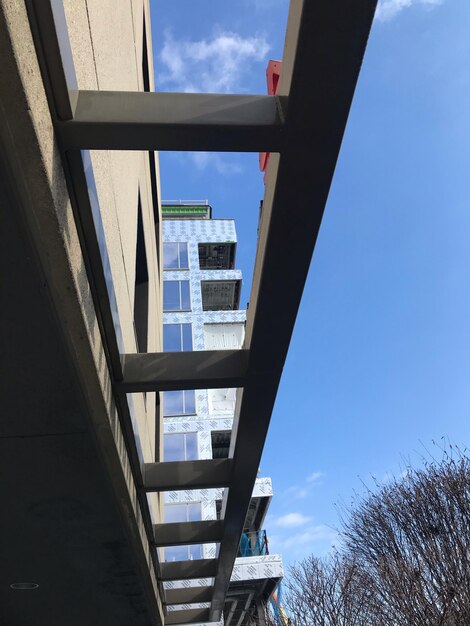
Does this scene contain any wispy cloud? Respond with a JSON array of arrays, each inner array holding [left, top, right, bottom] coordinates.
[[285, 485, 309, 499], [375, 0, 444, 22], [168, 151, 244, 178], [274, 512, 312, 528], [269, 524, 338, 558], [381, 471, 395, 484], [284, 471, 325, 500], [188, 152, 243, 175], [269, 472, 335, 560], [381, 468, 410, 484], [307, 471, 324, 484], [281, 525, 338, 550], [159, 30, 270, 93]]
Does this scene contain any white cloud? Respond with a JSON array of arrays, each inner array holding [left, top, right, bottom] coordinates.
[[285, 485, 309, 499], [281, 525, 338, 550], [375, 0, 444, 22], [381, 468, 410, 484], [189, 152, 243, 175], [159, 31, 270, 93], [269, 524, 338, 558], [275, 512, 312, 528], [168, 151, 243, 177], [306, 471, 324, 484], [284, 471, 324, 499]]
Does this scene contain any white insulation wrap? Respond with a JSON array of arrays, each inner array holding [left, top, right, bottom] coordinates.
[[204, 324, 245, 415], [208, 388, 237, 415], [203, 323, 245, 350]]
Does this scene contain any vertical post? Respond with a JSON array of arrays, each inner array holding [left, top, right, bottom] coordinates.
[[256, 600, 267, 626]]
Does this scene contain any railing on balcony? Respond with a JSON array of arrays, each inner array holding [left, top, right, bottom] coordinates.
[[238, 530, 269, 558]]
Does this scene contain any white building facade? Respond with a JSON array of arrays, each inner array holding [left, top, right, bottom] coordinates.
[[161, 203, 283, 626]]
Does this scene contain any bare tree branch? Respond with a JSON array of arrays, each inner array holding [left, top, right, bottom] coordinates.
[[281, 448, 470, 626]]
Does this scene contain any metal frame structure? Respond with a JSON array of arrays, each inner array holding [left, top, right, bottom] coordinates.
[[25, 0, 377, 623]]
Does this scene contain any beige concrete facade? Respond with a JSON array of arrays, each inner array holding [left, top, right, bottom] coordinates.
[[64, 0, 163, 467], [0, 0, 164, 622]]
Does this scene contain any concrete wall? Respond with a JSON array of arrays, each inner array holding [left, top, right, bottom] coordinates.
[[0, 0, 163, 620], [63, 0, 162, 467]]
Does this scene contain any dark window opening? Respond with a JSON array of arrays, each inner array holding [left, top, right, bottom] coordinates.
[[201, 280, 241, 311], [215, 499, 222, 521], [134, 198, 149, 352], [211, 430, 231, 459], [198, 242, 236, 269]]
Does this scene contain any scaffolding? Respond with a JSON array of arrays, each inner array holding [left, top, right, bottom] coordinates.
[[269, 583, 289, 626]]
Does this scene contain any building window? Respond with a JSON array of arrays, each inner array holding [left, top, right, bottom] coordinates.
[[163, 280, 191, 311], [163, 323, 193, 352], [163, 243, 189, 270], [164, 544, 203, 562], [164, 432, 198, 462], [163, 390, 196, 416], [165, 502, 201, 523], [211, 430, 231, 459], [164, 503, 203, 562]]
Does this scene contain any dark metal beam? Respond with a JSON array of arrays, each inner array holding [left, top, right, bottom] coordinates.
[[153, 520, 224, 547], [56, 91, 286, 152], [165, 608, 211, 626], [256, 599, 268, 626], [165, 586, 213, 605], [160, 559, 218, 581], [143, 459, 232, 492], [119, 349, 249, 392], [209, 0, 377, 620]]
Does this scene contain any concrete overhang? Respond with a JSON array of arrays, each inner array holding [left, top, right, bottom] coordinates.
[[0, 100, 161, 626], [0, 3, 162, 623]]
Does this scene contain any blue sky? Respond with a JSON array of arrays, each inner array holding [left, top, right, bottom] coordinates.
[[150, 0, 470, 565]]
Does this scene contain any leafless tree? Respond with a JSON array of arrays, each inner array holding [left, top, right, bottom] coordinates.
[[279, 448, 470, 626], [342, 449, 470, 626], [282, 552, 381, 626]]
